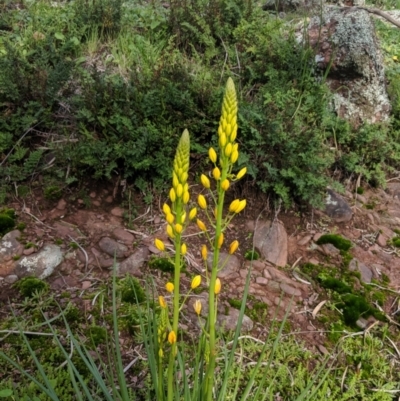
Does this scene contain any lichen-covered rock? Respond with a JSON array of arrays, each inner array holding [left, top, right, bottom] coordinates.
[[324, 189, 353, 222], [307, 6, 391, 125]]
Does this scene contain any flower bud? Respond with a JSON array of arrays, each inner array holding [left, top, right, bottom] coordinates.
[[169, 188, 176, 202], [235, 199, 246, 214], [183, 191, 190, 204], [159, 296, 167, 308], [155, 239, 165, 252], [176, 183, 183, 197], [193, 299, 202, 315], [167, 224, 175, 239], [181, 243, 187, 255], [236, 167, 247, 180], [213, 167, 221, 180], [180, 171, 188, 183], [224, 143, 232, 157], [198, 194, 207, 210], [189, 207, 197, 220], [209, 147, 217, 163], [201, 244, 208, 260], [221, 179, 230, 191], [229, 240, 239, 254], [159, 348, 164, 358], [214, 278, 221, 295], [217, 233, 224, 249], [172, 173, 179, 189], [191, 275, 202, 289], [163, 203, 171, 215], [175, 223, 183, 234], [229, 199, 240, 213], [197, 219, 207, 232], [219, 133, 227, 148], [168, 330, 177, 344], [201, 174, 211, 189], [230, 150, 239, 164], [166, 282, 174, 293], [230, 126, 237, 142], [166, 213, 174, 224]]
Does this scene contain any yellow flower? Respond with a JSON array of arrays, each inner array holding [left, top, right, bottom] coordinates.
[[167, 224, 175, 239], [221, 179, 230, 191], [180, 171, 188, 183], [214, 278, 221, 295], [189, 207, 197, 220], [191, 275, 202, 289], [229, 240, 239, 254], [166, 213, 174, 224], [224, 143, 232, 157], [235, 199, 246, 213], [393, 55, 398, 61], [219, 133, 227, 148], [183, 191, 190, 204], [159, 348, 164, 358], [229, 199, 240, 213], [201, 244, 208, 260], [168, 330, 177, 344], [217, 233, 224, 249], [236, 167, 247, 180], [230, 150, 239, 164], [176, 183, 183, 197], [209, 147, 217, 163], [213, 167, 221, 180], [197, 219, 207, 231], [169, 188, 176, 203], [201, 174, 211, 189], [230, 125, 237, 142], [159, 296, 167, 308], [155, 238, 165, 252], [181, 243, 187, 255], [193, 299, 202, 315], [163, 203, 171, 215], [175, 223, 183, 234], [181, 212, 187, 223], [198, 194, 207, 210], [166, 282, 174, 293], [172, 173, 179, 189], [173, 130, 190, 187]]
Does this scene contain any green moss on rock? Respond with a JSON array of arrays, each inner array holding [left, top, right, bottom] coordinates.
[[316, 234, 352, 251]]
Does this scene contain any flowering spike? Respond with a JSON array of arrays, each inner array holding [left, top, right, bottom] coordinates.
[[159, 296, 167, 308]]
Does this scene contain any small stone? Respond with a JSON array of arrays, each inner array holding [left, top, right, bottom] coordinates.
[[23, 247, 35, 256], [105, 196, 113, 203], [239, 269, 248, 279], [154, 216, 161, 224], [111, 207, 124, 217], [148, 245, 161, 254], [267, 280, 281, 292], [306, 325, 314, 331], [356, 317, 368, 329], [256, 276, 269, 285], [319, 243, 340, 257], [298, 235, 313, 246], [376, 234, 387, 248], [98, 237, 128, 258], [217, 308, 253, 332], [92, 200, 101, 207], [117, 247, 149, 276], [313, 233, 322, 242], [81, 281, 92, 290], [89, 192, 97, 198], [245, 220, 256, 232], [349, 258, 373, 283], [317, 344, 329, 355], [4, 275, 18, 284], [56, 199, 67, 210], [280, 283, 301, 297], [113, 228, 134, 244], [207, 252, 240, 278], [324, 189, 353, 222], [249, 260, 265, 271], [263, 268, 272, 279]]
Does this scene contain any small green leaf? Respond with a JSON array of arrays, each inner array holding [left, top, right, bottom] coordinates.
[[0, 389, 13, 397], [54, 32, 65, 40]]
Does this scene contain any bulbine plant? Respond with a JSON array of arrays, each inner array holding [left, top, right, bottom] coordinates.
[[152, 77, 247, 400]]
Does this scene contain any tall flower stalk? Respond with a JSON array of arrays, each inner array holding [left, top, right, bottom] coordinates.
[[153, 78, 246, 400]]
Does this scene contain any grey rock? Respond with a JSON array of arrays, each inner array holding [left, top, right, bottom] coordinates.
[[306, 7, 391, 125], [280, 283, 301, 297], [298, 235, 313, 246], [0, 230, 23, 261], [98, 237, 128, 258], [217, 308, 253, 332], [349, 258, 373, 283], [4, 275, 18, 284], [256, 276, 269, 285], [207, 252, 241, 279], [324, 189, 353, 222], [15, 244, 63, 279], [253, 220, 288, 267], [117, 247, 149, 276], [113, 228, 134, 244], [110, 207, 124, 217]]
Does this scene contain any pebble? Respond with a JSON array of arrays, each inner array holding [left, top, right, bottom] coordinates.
[[255, 276, 269, 285], [81, 281, 92, 290], [111, 207, 124, 217]]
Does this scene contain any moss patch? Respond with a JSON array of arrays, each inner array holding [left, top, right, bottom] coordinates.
[[316, 234, 352, 252], [14, 277, 49, 298], [0, 208, 16, 236], [148, 256, 175, 273]]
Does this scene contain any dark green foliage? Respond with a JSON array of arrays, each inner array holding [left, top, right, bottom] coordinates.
[[44, 185, 63, 200], [14, 277, 49, 298], [340, 294, 375, 326], [86, 325, 108, 347], [356, 187, 364, 194], [0, 213, 15, 236], [244, 250, 259, 261], [120, 276, 146, 304], [391, 237, 400, 247], [316, 234, 352, 252], [148, 257, 175, 273], [318, 275, 352, 294]]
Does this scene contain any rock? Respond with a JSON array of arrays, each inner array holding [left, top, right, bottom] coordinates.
[[307, 7, 391, 125], [0, 230, 23, 263], [23, 248, 35, 256], [15, 244, 63, 279], [298, 235, 313, 246], [207, 252, 241, 278], [280, 283, 301, 297], [253, 220, 288, 267], [349, 258, 373, 283], [98, 237, 128, 258], [4, 275, 18, 284], [262, 0, 306, 11], [117, 247, 149, 276], [319, 243, 341, 257], [81, 280, 92, 290], [187, 292, 209, 317], [256, 276, 269, 285], [110, 207, 124, 217], [113, 228, 134, 244], [376, 234, 387, 248], [217, 308, 253, 332], [263, 268, 272, 280], [56, 199, 67, 210], [324, 189, 353, 222]]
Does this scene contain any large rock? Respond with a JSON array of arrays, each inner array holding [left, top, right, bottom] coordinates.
[[15, 244, 63, 279], [217, 308, 254, 332], [98, 237, 128, 258], [206, 252, 241, 279], [307, 6, 391, 125], [253, 220, 288, 267], [117, 247, 149, 276], [0, 230, 23, 261], [324, 189, 353, 222]]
